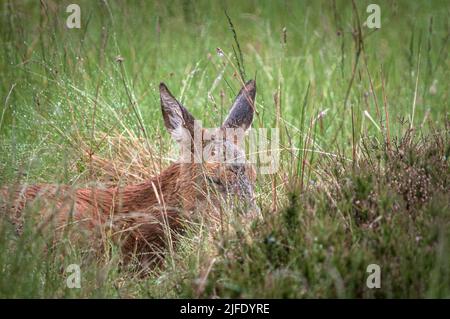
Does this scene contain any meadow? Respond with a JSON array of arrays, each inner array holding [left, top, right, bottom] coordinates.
[[0, 0, 448, 298]]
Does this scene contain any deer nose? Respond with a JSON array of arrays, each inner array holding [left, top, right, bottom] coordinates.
[[248, 197, 261, 217], [227, 192, 260, 218], [237, 190, 259, 218], [249, 204, 261, 217]]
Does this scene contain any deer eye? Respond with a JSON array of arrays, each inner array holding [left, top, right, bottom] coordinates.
[[207, 176, 223, 186]]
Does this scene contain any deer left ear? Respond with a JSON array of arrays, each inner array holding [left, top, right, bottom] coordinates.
[[159, 82, 196, 143], [222, 80, 256, 131]]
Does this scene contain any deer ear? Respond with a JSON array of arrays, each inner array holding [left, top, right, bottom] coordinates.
[[222, 80, 256, 131], [159, 83, 196, 143]]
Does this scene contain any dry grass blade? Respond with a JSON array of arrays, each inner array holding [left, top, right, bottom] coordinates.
[[83, 131, 171, 185]]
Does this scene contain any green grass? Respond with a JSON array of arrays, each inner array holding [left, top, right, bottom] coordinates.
[[0, 0, 449, 298]]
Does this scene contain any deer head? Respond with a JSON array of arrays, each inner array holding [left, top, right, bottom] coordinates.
[[159, 80, 259, 219]]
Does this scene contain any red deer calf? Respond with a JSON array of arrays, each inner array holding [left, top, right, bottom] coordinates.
[[0, 80, 258, 268]]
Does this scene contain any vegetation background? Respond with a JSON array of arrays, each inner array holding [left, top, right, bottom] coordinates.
[[0, 0, 448, 298]]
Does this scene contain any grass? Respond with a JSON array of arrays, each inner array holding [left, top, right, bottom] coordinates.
[[0, 0, 449, 298]]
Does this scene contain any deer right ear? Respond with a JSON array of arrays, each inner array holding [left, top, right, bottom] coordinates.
[[222, 80, 256, 131], [159, 83, 196, 143]]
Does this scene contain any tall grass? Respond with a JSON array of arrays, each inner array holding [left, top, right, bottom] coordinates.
[[0, 0, 449, 298]]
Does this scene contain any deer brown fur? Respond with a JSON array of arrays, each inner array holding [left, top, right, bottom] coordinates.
[[0, 80, 258, 268]]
